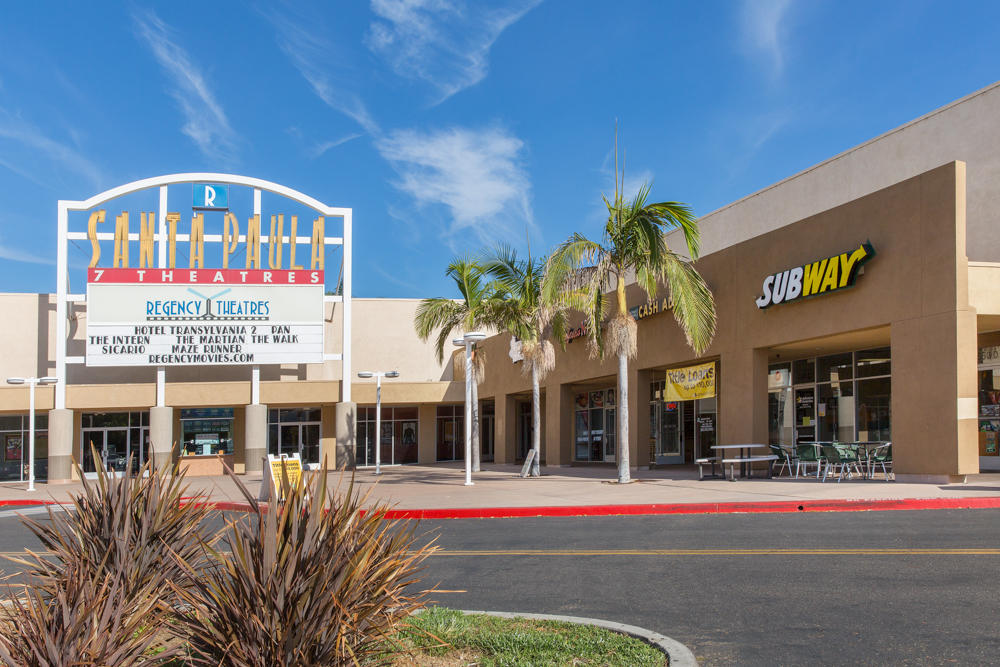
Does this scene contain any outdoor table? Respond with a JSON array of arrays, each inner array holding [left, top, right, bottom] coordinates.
[[711, 444, 772, 480], [796, 442, 835, 478], [848, 441, 886, 478]]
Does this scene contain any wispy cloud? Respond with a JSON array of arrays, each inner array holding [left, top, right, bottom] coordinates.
[[268, 9, 381, 135], [0, 108, 106, 190], [0, 234, 53, 265], [286, 126, 363, 159], [366, 0, 541, 105], [134, 11, 239, 163], [740, 0, 793, 78], [376, 125, 533, 244]]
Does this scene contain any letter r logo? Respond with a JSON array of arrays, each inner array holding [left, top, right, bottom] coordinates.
[[204, 186, 216, 207]]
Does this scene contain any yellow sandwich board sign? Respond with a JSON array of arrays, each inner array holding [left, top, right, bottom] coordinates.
[[259, 453, 303, 502]]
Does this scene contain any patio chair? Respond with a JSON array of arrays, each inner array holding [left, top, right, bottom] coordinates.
[[821, 443, 863, 483], [769, 444, 796, 477], [869, 442, 893, 481], [794, 443, 822, 478]]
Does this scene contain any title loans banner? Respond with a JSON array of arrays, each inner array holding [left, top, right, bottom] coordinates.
[[664, 361, 716, 402], [86, 268, 325, 367]]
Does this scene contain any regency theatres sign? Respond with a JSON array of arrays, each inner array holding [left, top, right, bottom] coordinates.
[[73, 178, 342, 369], [755, 241, 875, 309]]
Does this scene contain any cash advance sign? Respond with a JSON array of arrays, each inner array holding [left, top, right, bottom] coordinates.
[[755, 242, 874, 309], [85, 199, 326, 367]]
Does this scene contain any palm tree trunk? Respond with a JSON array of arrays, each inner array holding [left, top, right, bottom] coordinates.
[[617, 351, 630, 483], [531, 363, 541, 477], [472, 379, 481, 472]]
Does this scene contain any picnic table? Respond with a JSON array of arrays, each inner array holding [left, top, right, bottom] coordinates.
[[710, 444, 778, 481]]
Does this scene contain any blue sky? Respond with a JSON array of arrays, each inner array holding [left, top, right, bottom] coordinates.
[[1, 0, 999, 297]]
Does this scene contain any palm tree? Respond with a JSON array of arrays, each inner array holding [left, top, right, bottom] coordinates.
[[544, 159, 716, 484], [414, 258, 494, 472], [482, 244, 568, 477]]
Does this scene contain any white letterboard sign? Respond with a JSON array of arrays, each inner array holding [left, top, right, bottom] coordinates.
[[86, 268, 325, 366]]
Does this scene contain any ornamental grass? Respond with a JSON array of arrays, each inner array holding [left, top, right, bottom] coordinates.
[[168, 463, 437, 666], [0, 450, 208, 664]]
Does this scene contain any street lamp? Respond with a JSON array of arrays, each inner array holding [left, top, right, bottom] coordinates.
[[6, 376, 58, 492], [453, 332, 486, 486], [357, 370, 399, 475]]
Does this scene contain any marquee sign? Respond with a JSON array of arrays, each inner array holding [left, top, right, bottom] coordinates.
[[755, 241, 874, 309], [53, 173, 354, 410], [86, 268, 324, 366]]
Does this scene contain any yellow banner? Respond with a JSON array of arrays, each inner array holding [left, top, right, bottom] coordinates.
[[665, 362, 716, 401]]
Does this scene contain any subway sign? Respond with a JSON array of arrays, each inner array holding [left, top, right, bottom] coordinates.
[[755, 242, 874, 309]]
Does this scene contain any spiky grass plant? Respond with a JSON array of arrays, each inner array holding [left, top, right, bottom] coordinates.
[[0, 451, 211, 664], [171, 464, 437, 666], [0, 565, 181, 665], [11, 450, 215, 606]]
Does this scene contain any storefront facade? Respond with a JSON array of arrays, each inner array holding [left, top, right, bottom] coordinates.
[[3, 84, 1000, 483]]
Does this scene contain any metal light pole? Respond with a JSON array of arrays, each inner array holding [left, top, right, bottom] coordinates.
[[6, 376, 58, 492], [453, 332, 486, 486], [357, 370, 399, 475]]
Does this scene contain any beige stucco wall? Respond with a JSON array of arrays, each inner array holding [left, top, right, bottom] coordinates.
[[475, 162, 978, 479]]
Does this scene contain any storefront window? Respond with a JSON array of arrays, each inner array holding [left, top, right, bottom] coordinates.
[[356, 406, 418, 466], [269, 408, 322, 464], [817, 382, 855, 442], [0, 415, 48, 482], [856, 377, 891, 441], [82, 411, 148, 474], [770, 348, 890, 446], [856, 347, 891, 379], [575, 389, 614, 461], [436, 405, 463, 461], [793, 358, 815, 385], [817, 353, 853, 384], [978, 365, 1000, 456], [180, 408, 233, 457]]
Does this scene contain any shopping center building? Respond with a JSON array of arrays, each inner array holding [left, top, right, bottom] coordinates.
[[4, 82, 1000, 485]]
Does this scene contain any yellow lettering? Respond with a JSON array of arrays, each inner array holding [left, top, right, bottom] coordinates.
[[268, 215, 284, 270], [189, 213, 204, 268], [651, 299, 658, 314], [310, 216, 325, 270], [246, 215, 261, 269], [167, 212, 180, 269], [288, 215, 304, 270], [113, 212, 129, 268], [222, 213, 240, 269], [839, 243, 870, 287], [138, 212, 155, 268], [662, 298, 669, 311], [802, 259, 828, 296], [819, 255, 839, 292], [87, 210, 105, 268]]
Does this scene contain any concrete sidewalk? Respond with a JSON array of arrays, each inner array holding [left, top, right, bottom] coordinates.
[[2, 463, 999, 512]]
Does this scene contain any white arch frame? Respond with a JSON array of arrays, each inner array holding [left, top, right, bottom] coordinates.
[[55, 173, 352, 409]]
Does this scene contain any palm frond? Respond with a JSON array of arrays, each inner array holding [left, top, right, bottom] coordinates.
[[660, 251, 717, 355]]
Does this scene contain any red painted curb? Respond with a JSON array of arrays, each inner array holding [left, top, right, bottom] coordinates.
[[378, 495, 1000, 519], [3, 496, 999, 518]]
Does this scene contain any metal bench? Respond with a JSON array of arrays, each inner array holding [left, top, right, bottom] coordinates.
[[721, 454, 779, 481], [695, 456, 723, 480]]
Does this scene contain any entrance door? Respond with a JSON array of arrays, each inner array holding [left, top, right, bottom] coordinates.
[[82, 428, 130, 476], [276, 423, 321, 465], [481, 413, 495, 462], [794, 387, 816, 444], [656, 401, 684, 464]]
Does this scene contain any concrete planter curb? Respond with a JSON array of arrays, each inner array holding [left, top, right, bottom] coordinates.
[[456, 609, 697, 666]]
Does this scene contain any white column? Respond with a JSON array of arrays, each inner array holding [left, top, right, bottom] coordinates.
[[27, 380, 36, 491], [464, 343, 473, 486], [55, 202, 68, 409], [342, 210, 352, 402], [375, 374, 382, 475], [157, 185, 167, 406], [252, 188, 261, 405]]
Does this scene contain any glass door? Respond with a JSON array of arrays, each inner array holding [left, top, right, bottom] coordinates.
[[82, 428, 131, 475], [656, 401, 684, 464], [794, 387, 816, 444]]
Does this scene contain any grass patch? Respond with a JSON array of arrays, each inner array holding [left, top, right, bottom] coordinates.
[[385, 607, 666, 666]]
